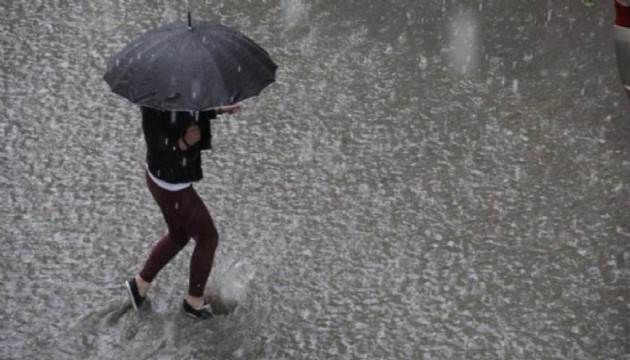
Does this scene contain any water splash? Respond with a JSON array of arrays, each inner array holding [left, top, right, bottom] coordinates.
[[207, 256, 256, 313]]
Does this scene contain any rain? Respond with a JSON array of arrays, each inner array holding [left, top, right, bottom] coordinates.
[[2, 1, 629, 360]]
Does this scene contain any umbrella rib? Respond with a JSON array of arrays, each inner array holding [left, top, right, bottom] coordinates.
[[210, 27, 275, 66], [106, 28, 184, 103], [194, 34, 230, 108], [208, 31, 277, 97], [112, 25, 182, 72], [105, 21, 276, 111], [132, 44, 168, 108], [220, 27, 276, 70], [129, 33, 186, 107]]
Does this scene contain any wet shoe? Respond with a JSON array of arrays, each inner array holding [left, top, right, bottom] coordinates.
[[183, 300, 214, 320], [125, 278, 146, 311]]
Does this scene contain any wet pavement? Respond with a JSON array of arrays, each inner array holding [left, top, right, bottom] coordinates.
[[1, 1, 629, 359]]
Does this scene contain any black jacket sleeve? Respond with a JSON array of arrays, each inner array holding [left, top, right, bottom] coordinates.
[[141, 106, 188, 155], [141, 107, 216, 183]]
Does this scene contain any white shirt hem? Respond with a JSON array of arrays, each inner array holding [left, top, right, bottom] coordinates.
[[146, 165, 192, 191]]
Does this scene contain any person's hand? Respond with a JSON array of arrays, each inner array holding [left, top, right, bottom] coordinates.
[[183, 124, 201, 147], [218, 103, 242, 115]]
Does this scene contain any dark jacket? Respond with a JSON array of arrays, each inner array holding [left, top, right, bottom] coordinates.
[[141, 106, 217, 184]]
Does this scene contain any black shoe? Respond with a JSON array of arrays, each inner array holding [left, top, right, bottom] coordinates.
[[183, 300, 214, 320], [125, 278, 145, 311]]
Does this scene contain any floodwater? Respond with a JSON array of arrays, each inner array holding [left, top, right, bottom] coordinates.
[[2, 0, 629, 359]]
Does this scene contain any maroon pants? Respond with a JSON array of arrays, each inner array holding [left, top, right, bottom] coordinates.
[[139, 172, 219, 297]]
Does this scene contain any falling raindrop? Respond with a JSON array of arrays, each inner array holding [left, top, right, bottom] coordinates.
[[512, 79, 519, 94], [418, 56, 428, 70], [164, 138, 169, 145], [115, 58, 120, 67], [182, 158, 187, 167], [191, 81, 202, 104], [171, 111, 177, 124], [237, 66, 242, 73], [175, 202, 179, 210]]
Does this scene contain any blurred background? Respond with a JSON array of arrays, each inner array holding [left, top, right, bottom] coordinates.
[[1, 0, 629, 359]]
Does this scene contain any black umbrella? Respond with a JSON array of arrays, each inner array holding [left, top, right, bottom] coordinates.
[[103, 13, 277, 111]]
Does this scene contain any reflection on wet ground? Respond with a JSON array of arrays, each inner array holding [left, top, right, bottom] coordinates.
[[2, 1, 629, 359]]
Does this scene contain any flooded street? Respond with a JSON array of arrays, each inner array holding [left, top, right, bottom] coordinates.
[[2, 0, 629, 359]]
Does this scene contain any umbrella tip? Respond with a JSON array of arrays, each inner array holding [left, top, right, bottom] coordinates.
[[188, 11, 192, 31]]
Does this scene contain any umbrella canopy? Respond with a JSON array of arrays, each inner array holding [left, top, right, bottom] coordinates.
[[103, 14, 277, 111]]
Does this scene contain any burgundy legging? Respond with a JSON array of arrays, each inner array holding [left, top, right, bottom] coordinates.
[[140, 171, 219, 297]]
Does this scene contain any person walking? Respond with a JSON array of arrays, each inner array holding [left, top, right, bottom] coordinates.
[[125, 103, 241, 320]]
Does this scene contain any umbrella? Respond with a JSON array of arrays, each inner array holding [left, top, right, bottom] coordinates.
[[103, 13, 277, 111]]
